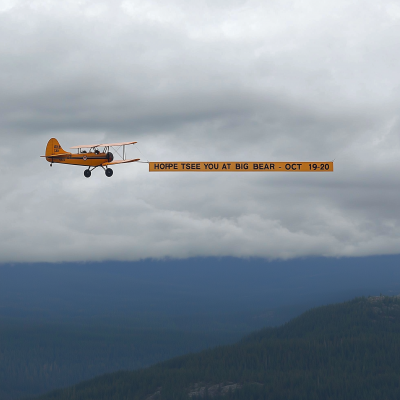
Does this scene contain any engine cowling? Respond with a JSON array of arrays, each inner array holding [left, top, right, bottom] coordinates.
[[106, 152, 114, 162]]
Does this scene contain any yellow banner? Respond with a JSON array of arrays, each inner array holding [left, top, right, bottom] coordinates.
[[149, 162, 333, 172]]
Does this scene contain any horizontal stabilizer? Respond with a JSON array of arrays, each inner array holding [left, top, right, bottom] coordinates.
[[102, 158, 140, 166], [40, 152, 71, 158]]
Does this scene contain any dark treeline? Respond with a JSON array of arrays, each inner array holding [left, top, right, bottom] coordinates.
[[0, 305, 310, 400], [33, 296, 400, 400], [0, 319, 243, 400]]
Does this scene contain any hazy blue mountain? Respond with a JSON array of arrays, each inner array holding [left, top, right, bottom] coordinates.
[[1, 255, 400, 322]]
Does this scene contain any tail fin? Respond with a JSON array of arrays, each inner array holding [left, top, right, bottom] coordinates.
[[46, 138, 67, 157]]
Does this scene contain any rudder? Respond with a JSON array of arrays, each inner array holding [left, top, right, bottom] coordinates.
[[46, 138, 67, 157]]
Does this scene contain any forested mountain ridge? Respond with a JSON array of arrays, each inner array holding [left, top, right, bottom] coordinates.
[[32, 295, 400, 400]]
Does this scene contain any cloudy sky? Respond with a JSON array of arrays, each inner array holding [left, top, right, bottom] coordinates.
[[1, 0, 400, 262]]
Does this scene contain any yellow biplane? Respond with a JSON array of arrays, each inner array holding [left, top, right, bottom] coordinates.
[[42, 138, 140, 177]]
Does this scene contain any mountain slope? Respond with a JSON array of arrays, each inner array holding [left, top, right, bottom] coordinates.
[[32, 295, 400, 400]]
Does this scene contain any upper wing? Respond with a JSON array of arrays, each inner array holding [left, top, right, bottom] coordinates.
[[70, 144, 100, 149], [102, 158, 140, 166], [99, 141, 137, 147], [70, 141, 137, 149]]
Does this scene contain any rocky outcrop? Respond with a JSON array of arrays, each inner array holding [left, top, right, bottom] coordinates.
[[188, 382, 242, 398]]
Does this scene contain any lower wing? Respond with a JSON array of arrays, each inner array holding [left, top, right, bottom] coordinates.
[[102, 158, 140, 166]]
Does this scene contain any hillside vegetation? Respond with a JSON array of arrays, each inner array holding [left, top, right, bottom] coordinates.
[[0, 320, 246, 400], [33, 295, 400, 400]]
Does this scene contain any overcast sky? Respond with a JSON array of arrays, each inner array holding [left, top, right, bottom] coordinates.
[[1, 0, 400, 262]]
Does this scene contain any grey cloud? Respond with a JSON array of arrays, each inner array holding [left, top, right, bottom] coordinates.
[[1, 0, 400, 262]]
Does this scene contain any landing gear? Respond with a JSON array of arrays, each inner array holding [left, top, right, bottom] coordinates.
[[105, 168, 113, 177], [83, 167, 113, 178]]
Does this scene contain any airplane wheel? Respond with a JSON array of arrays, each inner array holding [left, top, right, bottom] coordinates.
[[84, 169, 91, 178], [105, 168, 113, 177]]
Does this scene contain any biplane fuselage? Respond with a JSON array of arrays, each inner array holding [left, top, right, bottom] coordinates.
[[45, 138, 114, 167], [42, 138, 140, 177]]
